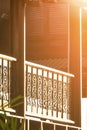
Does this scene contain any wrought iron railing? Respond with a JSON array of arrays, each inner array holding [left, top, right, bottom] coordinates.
[[0, 55, 82, 129], [25, 61, 74, 123], [0, 54, 16, 109]]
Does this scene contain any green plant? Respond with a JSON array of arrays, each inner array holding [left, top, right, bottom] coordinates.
[[2, 95, 24, 109], [0, 95, 24, 130], [39, 127, 42, 130], [0, 114, 24, 130]]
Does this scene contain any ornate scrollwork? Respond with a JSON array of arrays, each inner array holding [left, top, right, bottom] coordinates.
[[38, 76, 42, 108], [58, 75, 63, 117], [32, 68, 37, 112], [53, 80, 57, 111], [27, 72, 31, 107], [67, 77, 71, 119], [63, 82, 67, 118], [0, 63, 2, 102], [43, 77, 47, 114], [3, 64, 8, 102], [48, 79, 52, 109], [25, 64, 72, 120]]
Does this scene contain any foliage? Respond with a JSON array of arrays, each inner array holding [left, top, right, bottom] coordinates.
[[0, 95, 24, 130], [1, 95, 24, 109], [39, 127, 42, 130]]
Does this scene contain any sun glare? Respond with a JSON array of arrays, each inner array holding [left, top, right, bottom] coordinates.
[[82, 7, 87, 10]]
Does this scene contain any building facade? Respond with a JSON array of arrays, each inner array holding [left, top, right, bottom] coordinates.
[[0, 0, 87, 129]]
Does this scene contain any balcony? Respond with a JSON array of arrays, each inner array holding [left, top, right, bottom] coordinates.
[[25, 61, 74, 124], [0, 54, 82, 130], [0, 54, 16, 113]]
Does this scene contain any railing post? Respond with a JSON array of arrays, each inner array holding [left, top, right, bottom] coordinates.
[[27, 119, 30, 130], [41, 122, 43, 130], [10, 0, 25, 116], [69, 5, 81, 126], [66, 125, 68, 130], [54, 124, 56, 130]]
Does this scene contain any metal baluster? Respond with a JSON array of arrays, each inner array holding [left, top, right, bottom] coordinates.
[[66, 125, 68, 130], [38, 69, 43, 115], [8, 60, 11, 107], [27, 65, 32, 113], [3, 60, 8, 107], [54, 124, 56, 130], [41, 122, 43, 130], [58, 74, 63, 119], [53, 73, 57, 118], [63, 76, 68, 119], [43, 70, 48, 116], [48, 71, 52, 117], [32, 67, 37, 114]]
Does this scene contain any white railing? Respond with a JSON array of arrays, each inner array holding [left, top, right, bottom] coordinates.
[[0, 113, 82, 130], [25, 61, 74, 124], [25, 116, 82, 130], [0, 55, 82, 130], [0, 54, 16, 109]]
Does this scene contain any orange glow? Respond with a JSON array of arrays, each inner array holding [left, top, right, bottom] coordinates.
[[63, 0, 87, 7]]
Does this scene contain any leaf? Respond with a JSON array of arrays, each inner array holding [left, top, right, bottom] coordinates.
[[0, 119, 6, 130], [11, 101, 24, 108], [3, 95, 24, 109], [10, 117, 17, 130], [19, 121, 24, 130], [0, 95, 24, 130]]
